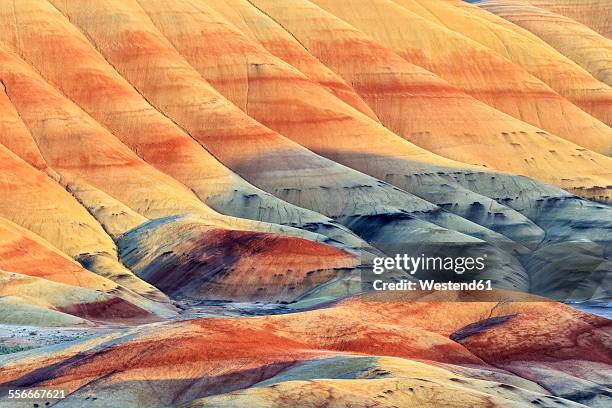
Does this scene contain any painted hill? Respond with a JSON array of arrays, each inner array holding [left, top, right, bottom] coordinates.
[[508, 0, 611, 39], [118, 215, 358, 302], [38, 0, 555, 269], [0, 0, 606, 333], [210, 0, 612, 193], [0, 0, 371, 252], [0, 218, 170, 323], [1, 294, 609, 407], [477, 0, 612, 86], [0, 1, 610, 407], [392, 0, 612, 127]]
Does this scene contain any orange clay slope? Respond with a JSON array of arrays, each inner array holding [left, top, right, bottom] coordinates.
[[0, 217, 168, 324], [191, 293, 611, 407], [476, 0, 612, 87], [0, 41, 345, 247], [0, 0, 608, 306], [0, 33, 371, 310], [0, 43, 230, 225], [0, 1, 546, 309], [0, 271, 153, 326], [0, 144, 176, 319], [390, 0, 612, 126], [53, 2, 607, 239], [0, 293, 609, 407], [510, 0, 611, 39], [0, 139, 145, 295], [38, 0, 612, 278], [47, 0, 550, 251], [0, 0, 369, 252], [298, 0, 612, 141], [118, 215, 358, 302], [206, 0, 612, 199], [0, 41, 370, 305]]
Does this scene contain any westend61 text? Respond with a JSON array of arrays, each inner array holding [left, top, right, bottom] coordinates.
[[372, 279, 493, 291]]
